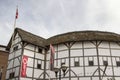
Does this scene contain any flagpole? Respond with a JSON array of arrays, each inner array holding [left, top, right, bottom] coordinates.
[[11, 5, 18, 73], [14, 5, 18, 29]]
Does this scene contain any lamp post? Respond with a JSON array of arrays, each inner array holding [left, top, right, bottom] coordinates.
[[54, 64, 68, 80], [0, 66, 3, 80]]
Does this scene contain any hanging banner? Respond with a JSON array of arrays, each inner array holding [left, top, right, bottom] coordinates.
[[50, 44, 55, 70], [21, 55, 28, 77]]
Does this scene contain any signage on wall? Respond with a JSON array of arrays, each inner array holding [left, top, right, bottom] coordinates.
[[21, 55, 28, 77]]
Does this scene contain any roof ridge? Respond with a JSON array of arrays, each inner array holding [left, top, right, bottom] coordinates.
[[15, 28, 46, 40]]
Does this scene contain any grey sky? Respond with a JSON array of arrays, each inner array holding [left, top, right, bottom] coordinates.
[[0, 0, 120, 45]]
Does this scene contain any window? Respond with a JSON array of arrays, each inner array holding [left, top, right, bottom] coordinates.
[[37, 64, 41, 69], [9, 72, 15, 79], [103, 61, 108, 66], [116, 61, 120, 67], [89, 61, 94, 66], [74, 61, 79, 67], [38, 48, 42, 53], [13, 46, 18, 51]]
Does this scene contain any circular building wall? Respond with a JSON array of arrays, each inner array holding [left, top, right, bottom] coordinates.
[[46, 31, 120, 80]]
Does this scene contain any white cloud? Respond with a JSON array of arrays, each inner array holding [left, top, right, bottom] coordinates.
[[1, 0, 120, 45]]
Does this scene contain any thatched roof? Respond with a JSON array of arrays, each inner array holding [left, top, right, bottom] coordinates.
[[7, 28, 120, 49], [47, 31, 120, 45], [16, 28, 46, 47], [7, 28, 46, 49]]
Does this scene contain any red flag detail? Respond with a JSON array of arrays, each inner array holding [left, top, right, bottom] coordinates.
[[21, 55, 28, 77], [15, 8, 18, 19], [50, 44, 55, 70]]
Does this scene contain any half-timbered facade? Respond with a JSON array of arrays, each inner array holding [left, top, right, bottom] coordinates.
[[6, 28, 120, 80], [6, 28, 46, 80]]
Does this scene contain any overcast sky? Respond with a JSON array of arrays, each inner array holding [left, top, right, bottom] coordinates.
[[1, 0, 120, 45]]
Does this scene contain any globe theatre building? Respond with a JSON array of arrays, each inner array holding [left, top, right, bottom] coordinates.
[[6, 28, 120, 80]]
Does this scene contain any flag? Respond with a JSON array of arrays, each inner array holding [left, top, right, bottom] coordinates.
[[15, 8, 18, 19], [21, 55, 28, 77], [50, 44, 55, 70]]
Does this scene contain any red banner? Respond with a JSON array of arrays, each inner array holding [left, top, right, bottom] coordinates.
[[21, 55, 28, 77]]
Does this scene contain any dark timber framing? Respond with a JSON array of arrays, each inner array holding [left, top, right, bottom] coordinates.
[[6, 28, 120, 80]]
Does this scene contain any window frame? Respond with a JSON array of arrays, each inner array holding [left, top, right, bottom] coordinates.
[[116, 61, 120, 67], [9, 72, 15, 79], [37, 63, 42, 69], [103, 61, 108, 66], [89, 61, 94, 66], [74, 61, 79, 67]]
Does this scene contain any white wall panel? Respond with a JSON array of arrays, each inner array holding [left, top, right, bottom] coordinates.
[[9, 69, 12, 73], [14, 58, 20, 67], [99, 57, 103, 65], [71, 67, 84, 76], [110, 42, 120, 48], [58, 44, 68, 51], [15, 67, 20, 76], [115, 77, 120, 80], [71, 49, 83, 56], [25, 44, 35, 51], [8, 60, 13, 69], [15, 33, 19, 38], [58, 50, 68, 58], [35, 53, 44, 60], [20, 78, 32, 80], [9, 53, 14, 60], [111, 49, 120, 56], [23, 49, 34, 57], [55, 59, 61, 67], [85, 67, 98, 76], [71, 42, 82, 48], [71, 58, 74, 66], [46, 54, 50, 61], [18, 43, 22, 49], [26, 67, 33, 77], [85, 57, 88, 66], [65, 58, 69, 67], [46, 70, 55, 78], [108, 57, 111, 66], [84, 42, 95, 48], [94, 57, 98, 65], [34, 69, 43, 78], [105, 67, 113, 76], [61, 78, 69, 80], [46, 61, 49, 69], [80, 78, 90, 80], [34, 59, 37, 68], [114, 67, 120, 76], [80, 58, 83, 66], [42, 61, 44, 69], [14, 37, 21, 44], [99, 41, 109, 48], [6, 71, 9, 79], [27, 58, 33, 67], [99, 49, 110, 55], [84, 49, 96, 56], [15, 49, 22, 57], [92, 77, 99, 80], [112, 58, 116, 66]]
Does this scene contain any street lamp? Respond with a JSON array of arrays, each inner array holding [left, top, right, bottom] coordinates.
[[0, 66, 3, 80], [54, 64, 68, 80]]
